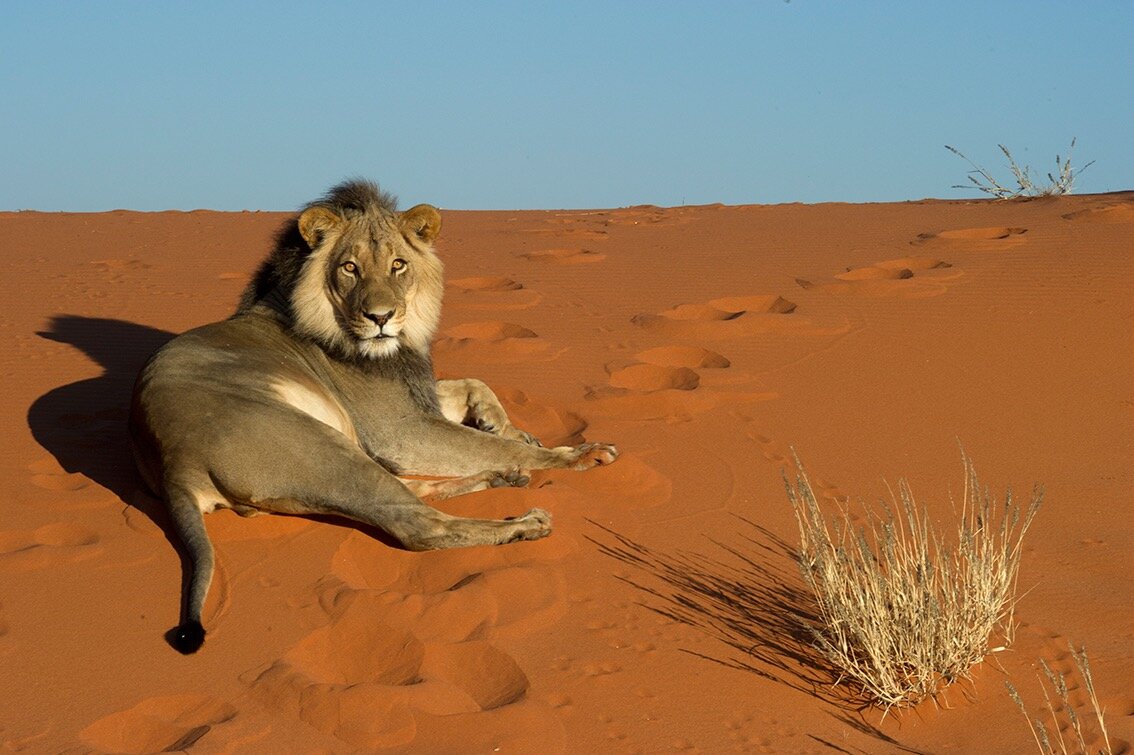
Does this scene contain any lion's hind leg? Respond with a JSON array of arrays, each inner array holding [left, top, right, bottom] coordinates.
[[389, 504, 552, 550], [208, 430, 551, 552], [310, 481, 552, 551], [401, 469, 530, 502], [321, 471, 550, 550]]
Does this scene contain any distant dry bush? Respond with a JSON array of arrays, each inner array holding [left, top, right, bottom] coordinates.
[[786, 454, 1043, 709], [1006, 644, 1114, 755], [946, 139, 1094, 199]]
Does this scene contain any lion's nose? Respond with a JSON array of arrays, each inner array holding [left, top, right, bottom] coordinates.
[[364, 310, 394, 328]]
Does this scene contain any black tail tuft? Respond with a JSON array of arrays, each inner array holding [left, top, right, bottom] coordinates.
[[167, 621, 206, 654]]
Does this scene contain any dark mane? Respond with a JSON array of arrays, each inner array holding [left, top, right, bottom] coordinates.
[[236, 179, 399, 312]]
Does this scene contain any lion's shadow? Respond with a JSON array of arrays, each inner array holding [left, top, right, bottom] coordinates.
[[28, 315, 175, 523], [28, 314, 407, 549]]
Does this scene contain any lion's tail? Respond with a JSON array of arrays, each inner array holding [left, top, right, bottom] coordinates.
[[164, 485, 214, 654]]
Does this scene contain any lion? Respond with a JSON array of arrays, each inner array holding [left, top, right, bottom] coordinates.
[[129, 179, 618, 654]]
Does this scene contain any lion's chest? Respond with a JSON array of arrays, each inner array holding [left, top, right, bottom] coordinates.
[[271, 367, 429, 463]]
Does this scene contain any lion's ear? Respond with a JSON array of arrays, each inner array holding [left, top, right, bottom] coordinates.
[[400, 204, 442, 243], [298, 206, 342, 249]]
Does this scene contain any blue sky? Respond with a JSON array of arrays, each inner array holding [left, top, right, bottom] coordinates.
[[3, 2, 1131, 211]]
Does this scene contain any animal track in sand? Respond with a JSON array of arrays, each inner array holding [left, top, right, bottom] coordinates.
[[835, 266, 912, 281], [1062, 203, 1134, 224], [798, 257, 958, 299], [442, 321, 538, 341], [600, 343, 730, 396], [655, 303, 741, 322], [656, 295, 797, 322], [551, 452, 672, 512], [448, 276, 523, 292], [479, 564, 568, 637], [244, 589, 536, 749], [608, 364, 700, 392], [0, 523, 100, 571], [446, 276, 542, 311], [285, 599, 424, 686], [245, 661, 421, 749], [434, 321, 557, 363], [519, 247, 607, 264], [420, 641, 529, 710], [913, 226, 1027, 251], [27, 457, 91, 492], [331, 531, 407, 591], [89, 259, 153, 285], [743, 424, 847, 505], [746, 431, 789, 466], [585, 381, 776, 422], [1009, 624, 1134, 730], [29, 471, 89, 492], [80, 695, 236, 755], [632, 294, 813, 341], [342, 559, 567, 645], [932, 226, 1026, 240], [91, 258, 151, 271], [495, 388, 588, 447], [522, 218, 610, 240], [590, 314, 781, 420], [634, 345, 730, 369]]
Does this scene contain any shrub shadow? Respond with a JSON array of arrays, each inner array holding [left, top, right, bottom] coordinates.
[[588, 516, 838, 695], [588, 515, 923, 751]]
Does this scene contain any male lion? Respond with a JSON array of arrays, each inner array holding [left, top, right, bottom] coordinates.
[[130, 180, 618, 653]]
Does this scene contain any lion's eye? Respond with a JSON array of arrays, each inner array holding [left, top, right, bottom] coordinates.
[[391, 259, 407, 273], [341, 261, 358, 274]]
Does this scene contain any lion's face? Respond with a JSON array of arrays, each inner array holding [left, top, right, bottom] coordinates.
[[291, 203, 443, 359]]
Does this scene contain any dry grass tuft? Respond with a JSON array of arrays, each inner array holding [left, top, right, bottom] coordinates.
[[946, 139, 1094, 199], [1006, 645, 1113, 755], [787, 453, 1043, 708]]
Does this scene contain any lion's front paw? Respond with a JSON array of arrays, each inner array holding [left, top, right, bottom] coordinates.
[[489, 469, 531, 489], [568, 442, 619, 470], [506, 508, 553, 542]]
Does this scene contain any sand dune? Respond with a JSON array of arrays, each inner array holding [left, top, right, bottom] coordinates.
[[1, 193, 1131, 752]]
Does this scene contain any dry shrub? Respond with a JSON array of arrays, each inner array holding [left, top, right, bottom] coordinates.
[[1006, 645, 1113, 755], [787, 453, 1042, 708], [946, 139, 1094, 199]]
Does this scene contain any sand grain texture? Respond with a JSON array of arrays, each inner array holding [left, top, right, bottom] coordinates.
[[1, 195, 1132, 752]]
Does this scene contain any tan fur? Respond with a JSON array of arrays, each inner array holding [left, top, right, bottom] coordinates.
[[129, 179, 618, 653]]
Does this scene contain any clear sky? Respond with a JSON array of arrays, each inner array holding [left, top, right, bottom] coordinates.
[[3, 2, 1131, 211]]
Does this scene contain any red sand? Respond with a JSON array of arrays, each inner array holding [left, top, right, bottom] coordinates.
[[1, 194, 1132, 752]]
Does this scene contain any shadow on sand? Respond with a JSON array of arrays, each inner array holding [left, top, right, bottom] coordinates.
[[588, 516, 923, 753], [27, 315, 199, 645], [28, 314, 173, 511]]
